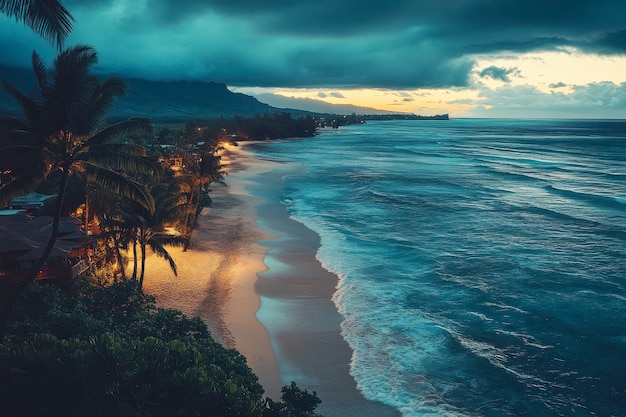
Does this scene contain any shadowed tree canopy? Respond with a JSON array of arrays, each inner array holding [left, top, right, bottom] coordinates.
[[0, 45, 157, 339]]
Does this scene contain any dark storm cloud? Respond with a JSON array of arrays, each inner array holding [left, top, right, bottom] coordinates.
[[3, 0, 626, 88], [479, 66, 520, 82], [588, 29, 626, 53]]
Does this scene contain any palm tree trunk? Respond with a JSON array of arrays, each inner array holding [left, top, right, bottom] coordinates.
[[32, 168, 70, 280], [111, 232, 126, 281], [138, 242, 147, 291], [183, 183, 198, 251], [132, 231, 138, 281], [186, 187, 204, 249], [84, 189, 89, 235]]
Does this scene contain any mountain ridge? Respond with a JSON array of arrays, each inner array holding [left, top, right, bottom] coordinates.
[[0, 65, 313, 122], [0, 66, 414, 124]]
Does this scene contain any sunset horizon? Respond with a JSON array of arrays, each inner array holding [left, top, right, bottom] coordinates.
[[2, 1, 626, 118]]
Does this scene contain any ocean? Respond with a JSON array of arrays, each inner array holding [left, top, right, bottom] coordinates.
[[248, 119, 626, 417]]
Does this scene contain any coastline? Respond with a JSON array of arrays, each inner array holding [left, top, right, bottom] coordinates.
[[143, 141, 399, 417], [142, 142, 283, 394]]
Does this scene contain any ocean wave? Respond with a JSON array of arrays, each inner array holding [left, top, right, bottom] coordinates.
[[545, 184, 626, 211], [252, 119, 626, 416]]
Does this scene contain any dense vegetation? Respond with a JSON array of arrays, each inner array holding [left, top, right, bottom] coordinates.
[[156, 113, 318, 145], [0, 280, 322, 416]]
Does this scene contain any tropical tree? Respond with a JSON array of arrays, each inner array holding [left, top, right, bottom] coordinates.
[[96, 207, 134, 281], [0, 45, 156, 290], [0, 0, 74, 48], [181, 143, 225, 248], [121, 180, 189, 291]]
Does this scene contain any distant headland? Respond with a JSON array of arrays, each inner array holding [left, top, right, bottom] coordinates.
[[320, 113, 449, 128]]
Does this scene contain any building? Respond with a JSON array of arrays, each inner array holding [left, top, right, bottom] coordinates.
[[9, 192, 57, 217], [0, 212, 90, 283]]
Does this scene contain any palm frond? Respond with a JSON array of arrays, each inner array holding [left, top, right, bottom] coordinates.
[[0, 166, 49, 207], [30, 0, 74, 48], [155, 199, 190, 225], [163, 203, 192, 226], [88, 143, 148, 157], [1, 80, 43, 126], [0, 144, 48, 171], [149, 182, 189, 220], [88, 118, 154, 146], [153, 234, 189, 247], [163, 175, 190, 191], [89, 77, 126, 117], [109, 209, 141, 228], [147, 240, 177, 276], [46, 45, 100, 133], [146, 235, 189, 276], [31, 50, 49, 97], [85, 77, 127, 132], [0, 116, 31, 132], [80, 150, 159, 180], [176, 177, 193, 193], [81, 162, 155, 213], [0, 0, 74, 47], [53, 45, 97, 80], [100, 76, 127, 97], [0, 129, 47, 148]]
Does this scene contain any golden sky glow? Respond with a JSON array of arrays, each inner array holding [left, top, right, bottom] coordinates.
[[237, 48, 626, 117], [270, 88, 482, 116], [472, 48, 626, 92]]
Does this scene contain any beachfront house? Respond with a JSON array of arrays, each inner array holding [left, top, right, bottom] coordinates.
[[0, 212, 91, 283]]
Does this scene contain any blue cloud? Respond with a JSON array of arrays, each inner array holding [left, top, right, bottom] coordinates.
[[479, 66, 520, 82]]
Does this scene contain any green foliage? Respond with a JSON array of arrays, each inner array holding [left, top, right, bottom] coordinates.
[[0, 280, 323, 417], [280, 382, 322, 417], [0, 333, 261, 417], [263, 382, 322, 417], [5, 280, 205, 343]]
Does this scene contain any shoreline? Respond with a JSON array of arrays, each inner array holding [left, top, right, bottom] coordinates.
[[143, 141, 399, 416], [142, 142, 283, 395]]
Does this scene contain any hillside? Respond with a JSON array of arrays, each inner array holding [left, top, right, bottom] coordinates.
[[114, 78, 285, 122], [0, 65, 309, 123]]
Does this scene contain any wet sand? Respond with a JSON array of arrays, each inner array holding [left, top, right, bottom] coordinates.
[[142, 142, 399, 417]]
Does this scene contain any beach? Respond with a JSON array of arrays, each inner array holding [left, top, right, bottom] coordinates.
[[142, 142, 399, 417]]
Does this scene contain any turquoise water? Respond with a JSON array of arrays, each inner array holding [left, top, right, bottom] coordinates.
[[248, 119, 626, 417]]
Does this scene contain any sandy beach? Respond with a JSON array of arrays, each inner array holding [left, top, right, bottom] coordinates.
[[142, 142, 399, 417]]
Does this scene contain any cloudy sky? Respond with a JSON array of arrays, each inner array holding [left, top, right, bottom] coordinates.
[[2, 0, 626, 117]]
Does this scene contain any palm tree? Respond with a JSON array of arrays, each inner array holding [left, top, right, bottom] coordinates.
[[0, 45, 156, 288], [0, 0, 74, 48], [90, 190, 135, 281], [180, 143, 225, 249], [129, 181, 189, 291]]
